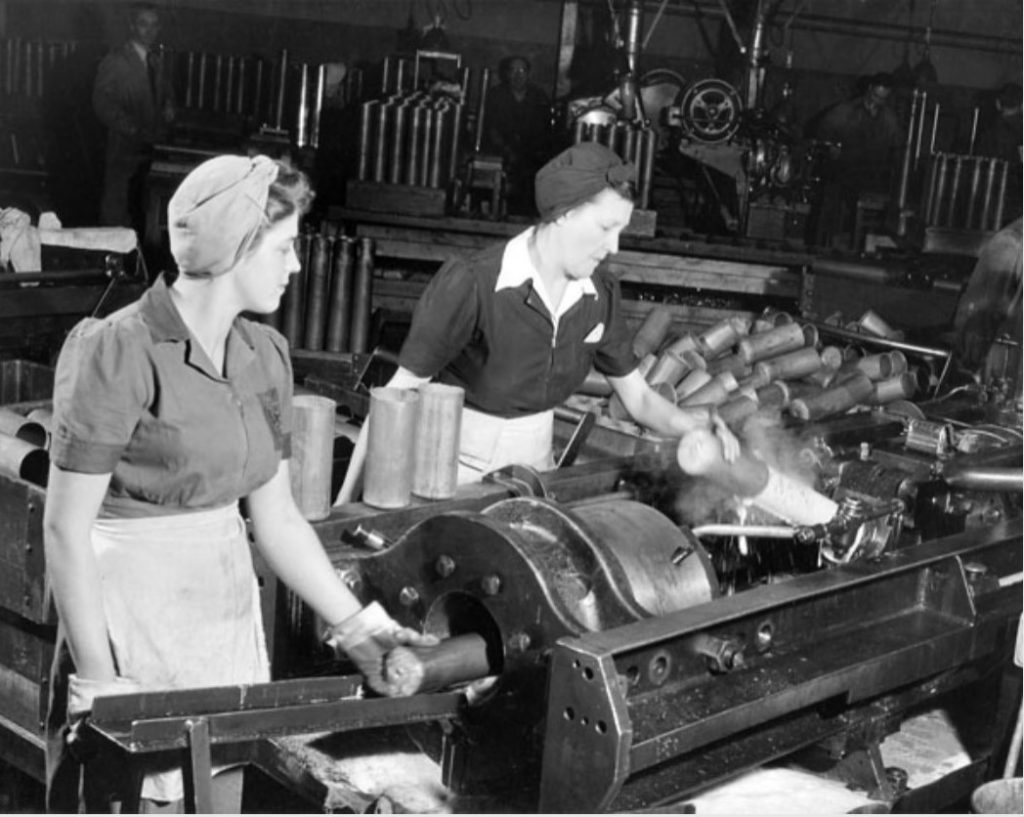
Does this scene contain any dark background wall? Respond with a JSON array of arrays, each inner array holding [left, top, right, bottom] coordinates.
[[0, 0, 1020, 224]]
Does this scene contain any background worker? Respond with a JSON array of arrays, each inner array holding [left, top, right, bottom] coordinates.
[[44, 155, 435, 813], [336, 142, 739, 504], [483, 55, 553, 216], [93, 2, 175, 238], [809, 72, 903, 247]]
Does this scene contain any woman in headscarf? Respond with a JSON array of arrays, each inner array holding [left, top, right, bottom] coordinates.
[[337, 142, 739, 501], [44, 155, 435, 813]]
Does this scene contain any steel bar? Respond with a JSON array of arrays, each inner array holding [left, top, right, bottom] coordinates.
[[966, 156, 984, 230], [448, 103, 464, 185], [992, 159, 1009, 229], [373, 102, 389, 182], [212, 54, 223, 113], [382, 55, 393, 94], [196, 52, 208, 110], [419, 107, 434, 187], [311, 64, 326, 148], [389, 104, 408, 184], [931, 153, 949, 225], [945, 155, 964, 228], [235, 56, 247, 114], [295, 63, 310, 147], [895, 90, 919, 211], [406, 105, 424, 186], [914, 92, 927, 168], [692, 524, 796, 538], [225, 56, 236, 115], [929, 102, 940, 154], [968, 107, 979, 155], [473, 67, 490, 153], [980, 157, 999, 231], [350, 237, 374, 354], [274, 49, 288, 130], [303, 235, 331, 351], [640, 128, 657, 210], [357, 101, 374, 180]]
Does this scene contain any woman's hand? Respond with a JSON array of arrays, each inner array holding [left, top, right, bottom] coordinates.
[[711, 411, 741, 463], [325, 602, 440, 696]]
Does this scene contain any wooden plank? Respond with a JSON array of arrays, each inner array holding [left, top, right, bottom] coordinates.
[[345, 181, 448, 217], [0, 664, 44, 738], [0, 285, 112, 318], [607, 252, 798, 296]]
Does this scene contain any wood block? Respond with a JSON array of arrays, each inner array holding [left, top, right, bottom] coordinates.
[[346, 180, 448, 217], [624, 208, 657, 237], [0, 475, 49, 624]]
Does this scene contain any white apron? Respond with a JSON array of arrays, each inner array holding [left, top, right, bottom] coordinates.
[[91, 504, 269, 802], [457, 406, 555, 484]]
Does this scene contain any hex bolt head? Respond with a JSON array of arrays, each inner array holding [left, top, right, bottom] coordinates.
[[435, 554, 456, 578], [507, 631, 531, 652], [398, 586, 420, 607], [481, 574, 502, 596]]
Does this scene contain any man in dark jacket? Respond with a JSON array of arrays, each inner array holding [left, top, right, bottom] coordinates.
[[93, 3, 174, 236]]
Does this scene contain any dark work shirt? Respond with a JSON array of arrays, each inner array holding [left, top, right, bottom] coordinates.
[[399, 229, 638, 417], [51, 275, 293, 518]]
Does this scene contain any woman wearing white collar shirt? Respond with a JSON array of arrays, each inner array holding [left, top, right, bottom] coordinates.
[[337, 143, 739, 502]]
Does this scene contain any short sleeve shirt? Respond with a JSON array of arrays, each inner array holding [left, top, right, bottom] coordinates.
[[50, 275, 293, 518], [398, 229, 637, 417]]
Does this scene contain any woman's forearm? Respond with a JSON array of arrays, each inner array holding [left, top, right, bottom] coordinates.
[[255, 510, 363, 627], [44, 531, 117, 680]]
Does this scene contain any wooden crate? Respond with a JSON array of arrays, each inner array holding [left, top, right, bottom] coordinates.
[[345, 180, 448, 217]]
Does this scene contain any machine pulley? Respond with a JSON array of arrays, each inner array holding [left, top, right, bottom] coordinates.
[[679, 78, 743, 144]]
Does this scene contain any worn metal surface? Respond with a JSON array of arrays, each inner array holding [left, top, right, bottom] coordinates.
[[539, 520, 1021, 812]]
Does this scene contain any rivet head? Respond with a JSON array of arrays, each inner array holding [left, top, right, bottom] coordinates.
[[481, 574, 502, 596], [507, 632, 530, 653], [435, 554, 456, 578], [398, 586, 420, 607]]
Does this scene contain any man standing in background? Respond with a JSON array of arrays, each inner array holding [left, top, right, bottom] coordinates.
[[93, 3, 174, 238]]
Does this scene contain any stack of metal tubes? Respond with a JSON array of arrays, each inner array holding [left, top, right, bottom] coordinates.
[[896, 88, 1013, 234], [0, 37, 76, 99], [920, 153, 1011, 232], [265, 231, 375, 355], [581, 305, 922, 427], [354, 90, 464, 189], [0, 406, 49, 488], [572, 118, 657, 210]]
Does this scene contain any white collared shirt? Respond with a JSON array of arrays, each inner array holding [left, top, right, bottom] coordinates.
[[495, 228, 596, 326]]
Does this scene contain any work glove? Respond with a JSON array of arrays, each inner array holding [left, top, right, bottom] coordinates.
[[324, 602, 439, 697], [65, 673, 141, 761], [711, 409, 741, 463]]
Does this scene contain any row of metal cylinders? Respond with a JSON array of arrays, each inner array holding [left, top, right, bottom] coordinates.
[[920, 153, 1011, 231], [263, 232, 375, 355], [572, 120, 658, 210], [1, 38, 78, 98], [356, 94, 465, 188]]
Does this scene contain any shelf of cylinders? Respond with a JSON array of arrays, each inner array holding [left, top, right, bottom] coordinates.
[[172, 48, 364, 149], [263, 229, 376, 356], [897, 88, 1013, 234], [354, 55, 500, 190]]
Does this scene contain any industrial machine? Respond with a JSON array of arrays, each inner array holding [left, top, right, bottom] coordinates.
[[0, 328, 1020, 811]]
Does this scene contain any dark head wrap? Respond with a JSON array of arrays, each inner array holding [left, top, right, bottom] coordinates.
[[534, 142, 636, 222], [168, 154, 279, 276]]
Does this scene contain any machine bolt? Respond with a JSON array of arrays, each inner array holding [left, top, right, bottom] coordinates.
[[398, 586, 420, 607], [481, 574, 503, 596], [435, 554, 456, 578], [507, 632, 531, 653]]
